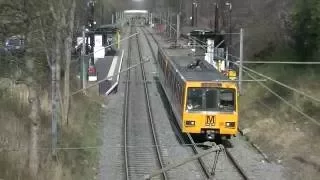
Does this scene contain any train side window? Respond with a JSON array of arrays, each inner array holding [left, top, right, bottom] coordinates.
[[158, 53, 164, 70], [177, 83, 180, 103], [174, 77, 178, 101], [166, 66, 171, 85], [179, 84, 182, 104], [171, 74, 175, 90], [176, 80, 179, 102], [179, 83, 182, 104], [182, 86, 186, 105], [169, 71, 173, 87]]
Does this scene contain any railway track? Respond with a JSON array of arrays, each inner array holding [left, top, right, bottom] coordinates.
[[123, 26, 166, 180], [123, 26, 131, 180], [141, 27, 252, 180], [140, 27, 213, 179], [225, 148, 249, 180]]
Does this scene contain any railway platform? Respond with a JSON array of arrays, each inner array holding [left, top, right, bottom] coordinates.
[[95, 49, 124, 95]]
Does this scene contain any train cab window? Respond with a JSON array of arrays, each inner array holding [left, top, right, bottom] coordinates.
[[186, 88, 235, 112], [186, 88, 203, 111], [219, 89, 235, 111]]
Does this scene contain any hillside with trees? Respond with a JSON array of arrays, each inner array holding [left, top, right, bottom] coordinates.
[[0, 0, 124, 179]]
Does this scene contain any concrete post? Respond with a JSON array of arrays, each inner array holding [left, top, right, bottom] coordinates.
[[176, 13, 180, 44], [169, 13, 172, 39], [239, 28, 244, 95], [81, 27, 86, 90]]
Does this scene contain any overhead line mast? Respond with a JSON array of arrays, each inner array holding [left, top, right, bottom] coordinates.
[[87, 0, 96, 65]]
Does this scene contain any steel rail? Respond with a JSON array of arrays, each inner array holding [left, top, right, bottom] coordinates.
[[123, 26, 132, 180], [225, 148, 250, 180], [186, 133, 213, 179]]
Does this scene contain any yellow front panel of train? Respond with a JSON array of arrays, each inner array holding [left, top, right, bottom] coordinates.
[[182, 81, 238, 136], [182, 113, 238, 135]]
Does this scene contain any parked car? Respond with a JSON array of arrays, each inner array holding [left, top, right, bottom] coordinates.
[[4, 35, 26, 56]]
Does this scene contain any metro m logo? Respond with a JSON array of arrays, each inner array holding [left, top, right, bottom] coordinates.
[[205, 116, 215, 126]]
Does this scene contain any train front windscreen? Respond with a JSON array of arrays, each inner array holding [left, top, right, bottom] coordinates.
[[186, 87, 235, 112]]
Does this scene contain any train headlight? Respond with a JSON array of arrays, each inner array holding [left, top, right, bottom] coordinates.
[[186, 120, 195, 126], [225, 122, 235, 128]]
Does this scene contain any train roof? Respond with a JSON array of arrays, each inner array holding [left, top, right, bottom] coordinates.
[[170, 56, 229, 81], [159, 42, 228, 82]]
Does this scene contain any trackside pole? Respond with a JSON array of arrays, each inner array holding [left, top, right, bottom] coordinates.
[[239, 28, 244, 95], [176, 13, 180, 45], [81, 26, 87, 92]]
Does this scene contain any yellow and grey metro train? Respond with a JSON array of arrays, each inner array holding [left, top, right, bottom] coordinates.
[[157, 47, 238, 139]]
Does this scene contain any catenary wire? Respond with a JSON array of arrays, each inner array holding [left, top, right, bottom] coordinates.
[[241, 61, 320, 64], [212, 53, 320, 104], [205, 53, 320, 126], [242, 68, 320, 127], [0, 142, 216, 152], [228, 59, 320, 104]]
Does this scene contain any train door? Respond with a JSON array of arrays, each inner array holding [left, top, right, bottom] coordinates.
[[164, 59, 169, 86]]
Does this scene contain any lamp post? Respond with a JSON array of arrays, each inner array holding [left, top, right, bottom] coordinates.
[[87, 0, 96, 65], [225, 1, 232, 48], [192, 1, 198, 26], [214, 2, 218, 33]]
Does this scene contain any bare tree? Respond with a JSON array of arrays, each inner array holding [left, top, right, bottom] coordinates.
[[0, 0, 79, 177], [47, 0, 77, 125]]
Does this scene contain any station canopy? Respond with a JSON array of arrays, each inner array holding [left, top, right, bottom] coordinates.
[[124, 10, 148, 14], [124, 10, 149, 19], [94, 24, 119, 34], [188, 29, 226, 48]]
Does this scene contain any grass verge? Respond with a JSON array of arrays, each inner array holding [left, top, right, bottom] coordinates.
[[239, 57, 320, 179], [0, 77, 102, 180]]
